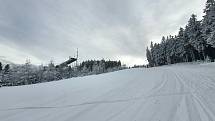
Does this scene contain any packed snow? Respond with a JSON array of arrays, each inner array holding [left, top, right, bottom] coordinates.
[[0, 63, 215, 121]]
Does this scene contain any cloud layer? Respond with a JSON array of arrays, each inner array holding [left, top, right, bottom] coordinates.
[[0, 0, 206, 66]]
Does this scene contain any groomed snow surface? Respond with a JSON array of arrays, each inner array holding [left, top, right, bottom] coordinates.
[[1, 63, 215, 121]]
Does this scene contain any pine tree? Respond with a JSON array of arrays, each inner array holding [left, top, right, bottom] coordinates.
[[208, 31, 215, 47], [160, 37, 167, 65], [117, 61, 121, 67], [186, 14, 206, 60], [92, 61, 99, 74], [165, 37, 173, 64], [150, 41, 156, 66], [146, 0, 215, 66], [4, 64, 10, 72], [146, 47, 153, 67], [44, 60, 62, 81], [0, 62, 2, 72], [0, 62, 3, 85], [174, 28, 186, 63], [23, 59, 31, 85], [2, 64, 11, 85], [99, 59, 105, 73], [202, 0, 215, 44]]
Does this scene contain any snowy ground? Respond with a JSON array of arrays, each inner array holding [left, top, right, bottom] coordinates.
[[1, 63, 215, 121]]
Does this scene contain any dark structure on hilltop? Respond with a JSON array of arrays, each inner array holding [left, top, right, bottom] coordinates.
[[56, 48, 79, 68], [56, 57, 77, 68]]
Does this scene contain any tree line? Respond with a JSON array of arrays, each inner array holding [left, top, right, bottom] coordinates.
[[78, 60, 121, 75], [0, 59, 122, 87], [146, 0, 215, 67]]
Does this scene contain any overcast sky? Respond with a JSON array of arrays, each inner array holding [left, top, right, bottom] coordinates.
[[0, 0, 206, 66]]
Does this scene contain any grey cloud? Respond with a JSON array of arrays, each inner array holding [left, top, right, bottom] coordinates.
[[0, 0, 206, 65]]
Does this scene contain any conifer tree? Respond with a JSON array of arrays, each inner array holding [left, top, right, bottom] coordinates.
[[0, 62, 2, 72], [202, 0, 215, 45]]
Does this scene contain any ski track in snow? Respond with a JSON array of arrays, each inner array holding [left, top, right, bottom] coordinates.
[[0, 63, 215, 121]]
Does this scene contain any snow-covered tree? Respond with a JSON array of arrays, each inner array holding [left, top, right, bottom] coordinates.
[[4, 64, 10, 72], [43, 60, 62, 82], [208, 31, 215, 47], [146, 47, 153, 67], [202, 0, 215, 45], [159, 36, 167, 65], [99, 60, 105, 73], [146, 0, 215, 66], [185, 14, 206, 60], [92, 61, 100, 74]]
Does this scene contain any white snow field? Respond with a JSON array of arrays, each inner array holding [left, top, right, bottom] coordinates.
[[1, 63, 215, 121]]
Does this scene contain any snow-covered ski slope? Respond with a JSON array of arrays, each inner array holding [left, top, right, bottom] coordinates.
[[1, 63, 215, 121]]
